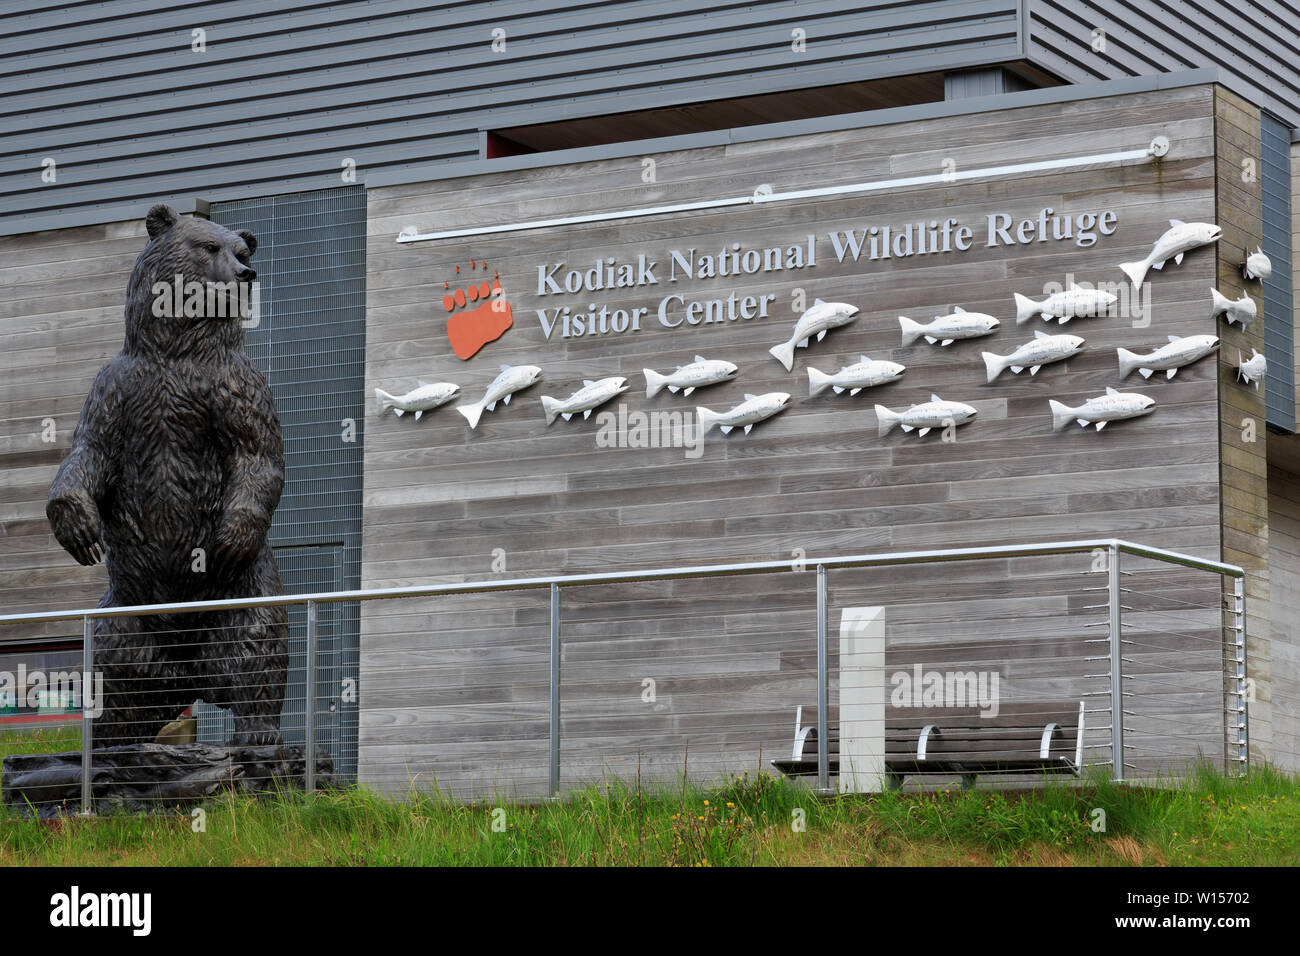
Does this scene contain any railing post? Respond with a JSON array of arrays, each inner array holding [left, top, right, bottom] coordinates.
[[304, 599, 317, 794], [1107, 543, 1124, 782], [1232, 575, 1248, 775], [549, 582, 560, 798], [816, 564, 829, 793], [80, 614, 93, 815]]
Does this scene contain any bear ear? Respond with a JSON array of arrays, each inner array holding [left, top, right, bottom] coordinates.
[[145, 204, 179, 239], [237, 230, 258, 257]]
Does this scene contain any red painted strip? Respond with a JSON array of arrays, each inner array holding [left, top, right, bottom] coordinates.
[[0, 713, 80, 725]]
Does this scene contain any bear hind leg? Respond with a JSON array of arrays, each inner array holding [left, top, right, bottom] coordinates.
[[92, 614, 194, 747], [201, 605, 288, 748]]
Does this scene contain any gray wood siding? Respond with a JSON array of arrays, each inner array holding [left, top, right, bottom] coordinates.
[[360, 84, 1232, 796], [0, 220, 139, 641], [1268, 462, 1300, 772], [1214, 87, 1272, 765]]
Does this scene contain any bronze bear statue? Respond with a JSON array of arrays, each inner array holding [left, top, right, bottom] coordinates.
[[47, 203, 288, 748]]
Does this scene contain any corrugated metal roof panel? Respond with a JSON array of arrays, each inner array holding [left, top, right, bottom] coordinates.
[[1027, 0, 1300, 130]]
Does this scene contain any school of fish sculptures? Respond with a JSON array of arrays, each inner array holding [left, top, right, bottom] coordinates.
[[379, 212, 1241, 444]]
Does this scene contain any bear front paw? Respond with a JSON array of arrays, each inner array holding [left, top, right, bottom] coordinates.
[[47, 495, 106, 566]]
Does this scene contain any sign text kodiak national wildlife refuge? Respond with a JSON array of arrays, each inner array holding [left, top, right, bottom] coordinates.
[[532, 207, 1120, 341]]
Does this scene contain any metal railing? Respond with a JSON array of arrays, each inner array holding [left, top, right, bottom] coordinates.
[[0, 538, 1247, 812]]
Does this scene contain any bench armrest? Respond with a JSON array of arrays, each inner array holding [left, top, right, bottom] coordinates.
[[793, 726, 815, 761], [917, 724, 941, 760], [1039, 703, 1087, 772], [1039, 723, 1061, 760], [1074, 700, 1085, 770], [791, 705, 816, 761]]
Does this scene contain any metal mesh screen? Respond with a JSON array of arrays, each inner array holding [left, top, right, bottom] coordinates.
[[1261, 111, 1295, 433], [210, 187, 365, 779]]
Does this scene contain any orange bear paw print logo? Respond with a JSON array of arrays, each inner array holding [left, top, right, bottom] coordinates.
[[443, 260, 513, 360]]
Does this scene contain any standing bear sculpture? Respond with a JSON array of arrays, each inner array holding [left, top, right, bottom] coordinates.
[[46, 203, 288, 748]]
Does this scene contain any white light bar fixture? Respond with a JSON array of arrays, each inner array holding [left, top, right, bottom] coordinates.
[[396, 136, 1170, 244]]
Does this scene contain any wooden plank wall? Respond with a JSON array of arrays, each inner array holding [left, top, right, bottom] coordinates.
[[0, 220, 143, 640], [1213, 87, 1272, 766], [361, 85, 1234, 796], [1267, 462, 1300, 772], [1276, 141, 1300, 774]]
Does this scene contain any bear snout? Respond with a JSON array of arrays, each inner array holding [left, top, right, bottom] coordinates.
[[236, 264, 257, 281]]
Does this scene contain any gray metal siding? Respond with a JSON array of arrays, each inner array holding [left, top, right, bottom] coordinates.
[[1027, 1, 1300, 131], [1261, 112, 1295, 432], [2, 0, 1021, 233], [9, 0, 1300, 236], [944, 65, 1036, 98]]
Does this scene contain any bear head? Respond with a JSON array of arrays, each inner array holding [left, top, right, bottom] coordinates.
[[124, 204, 260, 359]]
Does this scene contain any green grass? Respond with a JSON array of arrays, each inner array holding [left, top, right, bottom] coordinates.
[[2, 763, 1298, 866], [0, 724, 80, 756]]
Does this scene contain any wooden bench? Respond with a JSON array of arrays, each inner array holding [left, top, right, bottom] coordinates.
[[771, 702, 1085, 789]]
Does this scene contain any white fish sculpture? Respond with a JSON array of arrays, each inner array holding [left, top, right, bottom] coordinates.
[[1120, 219, 1221, 289], [808, 355, 906, 397], [1014, 284, 1116, 325], [1117, 334, 1219, 380], [1237, 348, 1267, 389], [898, 306, 999, 346], [541, 376, 630, 424], [644, 355, 738, 398], [697, 392, 792, 435], [981, 330, 1085, 383], [769, 300, 859, 370], [457, 364, 542, 429], [1243, 247, 1272, 281], [374, 381, 459, 420], [874, 394, 977, 438], [1049, 387, 1155, 432], [1210, 288, 1257, 327]]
